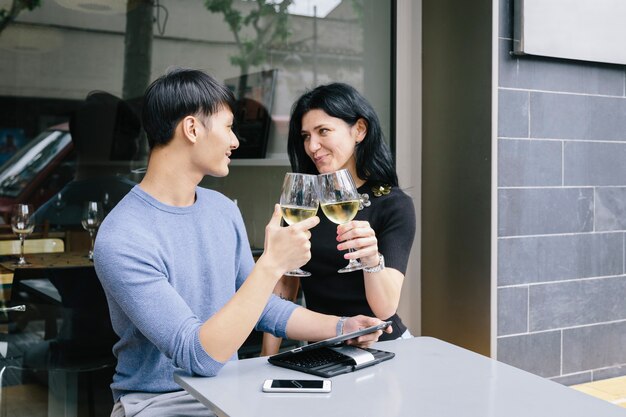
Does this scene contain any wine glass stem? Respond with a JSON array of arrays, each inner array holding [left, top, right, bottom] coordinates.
[[347, 247, 359, 265], [19, 235, 25, 263], [89, 230, 95, 258]]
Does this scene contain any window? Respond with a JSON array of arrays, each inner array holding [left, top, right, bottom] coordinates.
[[0, 0, 393, 247]]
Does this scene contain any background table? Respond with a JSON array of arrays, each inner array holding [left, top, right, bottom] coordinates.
[[0, 251, 92, 303], [175, 337, 625, 417], [0, 251, 93, 272]]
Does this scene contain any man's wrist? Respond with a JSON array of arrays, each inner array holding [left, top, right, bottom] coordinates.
[[336, 316, 348, 336], [254, 255, 285, 282]]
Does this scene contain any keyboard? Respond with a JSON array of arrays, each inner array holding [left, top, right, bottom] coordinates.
[[278, 347, 353, 369]]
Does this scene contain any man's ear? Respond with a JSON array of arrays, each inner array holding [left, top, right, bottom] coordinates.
[[354, 118, 368, 143], [181, 115, 199, 144]]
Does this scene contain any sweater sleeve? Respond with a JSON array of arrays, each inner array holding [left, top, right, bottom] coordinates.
[[255, 295, 300, 337], [94, 229, 226, 377], [231, 206, 299, 337]]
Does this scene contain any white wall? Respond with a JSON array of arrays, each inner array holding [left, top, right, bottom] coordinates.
[[395, 0, 422, 335]]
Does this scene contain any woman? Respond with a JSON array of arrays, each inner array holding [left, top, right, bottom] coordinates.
[[262, 83, 416, 355]]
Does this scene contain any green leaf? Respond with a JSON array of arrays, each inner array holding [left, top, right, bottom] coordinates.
[[204, 0, 293, 72]]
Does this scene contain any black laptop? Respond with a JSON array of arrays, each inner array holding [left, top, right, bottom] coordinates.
[[267, 321, 395, 378]]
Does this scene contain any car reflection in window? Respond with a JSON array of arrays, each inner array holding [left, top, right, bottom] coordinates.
[[0, 130, 72, 198]]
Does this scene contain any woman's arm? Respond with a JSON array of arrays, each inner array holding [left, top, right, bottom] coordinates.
[[337, 194, 416, 319], [338, 221, 405, 318], [363, 267, 404, 318], [260, 276, 301, 356]]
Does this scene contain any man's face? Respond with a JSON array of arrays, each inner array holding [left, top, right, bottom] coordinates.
[[193, 107, 239, 177]]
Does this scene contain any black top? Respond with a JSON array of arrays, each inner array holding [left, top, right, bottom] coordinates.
[[301, 181, 417, 340]]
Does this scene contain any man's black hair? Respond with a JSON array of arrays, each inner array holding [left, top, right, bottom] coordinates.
[[142, 68, 236, 148]]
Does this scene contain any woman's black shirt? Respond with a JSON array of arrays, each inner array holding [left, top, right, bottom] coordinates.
[[300, 181, 416, 340]]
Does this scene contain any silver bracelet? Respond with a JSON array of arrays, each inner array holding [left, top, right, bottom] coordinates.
[[363, 253, 385, 273], [336, 316, 348, 337]]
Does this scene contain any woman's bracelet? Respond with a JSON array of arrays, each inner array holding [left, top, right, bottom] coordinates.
[[363, 253, 385, 273]]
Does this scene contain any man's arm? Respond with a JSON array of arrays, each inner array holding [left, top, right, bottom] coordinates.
[[285, 309, 391, 347], [260, 276, 300, 356], [197, 205, 317, 362], [197, 206, 388, 361]]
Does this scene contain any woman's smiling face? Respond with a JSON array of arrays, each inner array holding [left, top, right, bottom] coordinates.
[[301, 109, 366, 178]]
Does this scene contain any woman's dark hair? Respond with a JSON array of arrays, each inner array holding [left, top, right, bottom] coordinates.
[[287, 83, 397, 186], [142, 68, 236, 148]]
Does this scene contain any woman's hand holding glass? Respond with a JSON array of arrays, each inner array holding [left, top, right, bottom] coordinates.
[[279, 173, 319, 277], [317, 169, 365, 273], [336, 219, 380, 269]]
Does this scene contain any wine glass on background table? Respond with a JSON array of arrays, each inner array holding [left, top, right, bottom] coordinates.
[[280, 173, 319, 277], [317, 169, 364, 273], [11, 204, 34, 266], [82, 201, 104, 260], [53, 192, 65, 214]]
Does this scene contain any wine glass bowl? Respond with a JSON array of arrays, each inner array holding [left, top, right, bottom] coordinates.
[[53, 192, 65, 213], [319, 199, 360, 225], [82, 201, 104, 260], [102, 192, 111, 214], [279, 173, 319, 277], [317, 169, 365, 273], [10, 204, 34, 266]]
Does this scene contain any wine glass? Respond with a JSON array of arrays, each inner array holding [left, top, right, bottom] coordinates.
[[317, 169, 364, 273], [82, 201, 104, 260], [279, 173, 319, 277], [53, 192, 65, 214], [102, 192, 111, 214], [11, 204, 34, 266]]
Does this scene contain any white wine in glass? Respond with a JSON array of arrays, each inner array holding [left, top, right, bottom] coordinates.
[[281, 206, 319, 224], [318, 169, 365, 273], [82, 201, 104, 260], [280, 173, 319, 277], [320, 200, 360, 225], [11, 204, 34, 266]]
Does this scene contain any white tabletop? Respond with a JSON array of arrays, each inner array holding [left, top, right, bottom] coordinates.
[[175, 337, 625, 417]]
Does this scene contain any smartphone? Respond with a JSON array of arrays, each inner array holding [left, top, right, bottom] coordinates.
[[262, 379, 331, 393]]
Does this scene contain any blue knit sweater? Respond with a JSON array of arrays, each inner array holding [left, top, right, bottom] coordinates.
[[94, 185, 298, 401]]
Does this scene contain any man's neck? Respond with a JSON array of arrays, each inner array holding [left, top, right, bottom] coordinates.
[[138, 147, 200, 207]]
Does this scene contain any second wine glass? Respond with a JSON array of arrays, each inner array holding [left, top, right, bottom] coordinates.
[[279, 173, 319, 277], [11, 204, 34, 266], [318, 169, 364, 273], [82, 201, 104, 260]]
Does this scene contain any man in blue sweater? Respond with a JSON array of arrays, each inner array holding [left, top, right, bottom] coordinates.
[[94, 68, 389, 417]]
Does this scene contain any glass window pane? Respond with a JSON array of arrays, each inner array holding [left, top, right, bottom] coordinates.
[[0, 0, 392, 247]]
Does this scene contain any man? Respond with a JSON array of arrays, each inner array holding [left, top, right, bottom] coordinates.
[[94, 68, 389, 417]]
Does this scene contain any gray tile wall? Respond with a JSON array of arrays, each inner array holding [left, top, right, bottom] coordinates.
[[497, 0, 626, 384]]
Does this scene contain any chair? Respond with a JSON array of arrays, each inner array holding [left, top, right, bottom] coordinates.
[[1, 267, 117, 416], [0, 238, 66, 343], [1, 364, 114, 417], [0, 238, 64, 256]]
